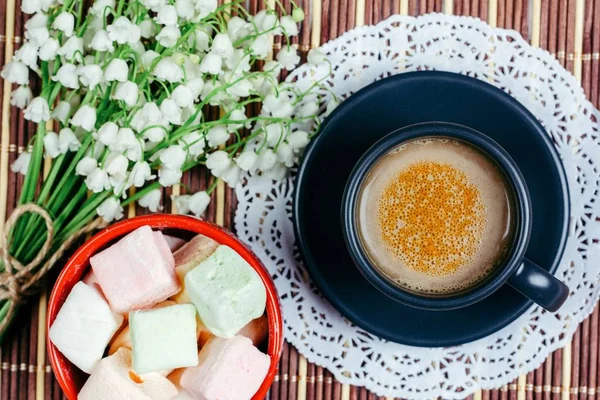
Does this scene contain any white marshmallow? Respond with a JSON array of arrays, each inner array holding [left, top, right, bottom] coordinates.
[[49, 281, 123, 374]]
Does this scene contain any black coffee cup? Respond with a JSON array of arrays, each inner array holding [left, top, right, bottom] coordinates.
[[341, 122, 569, 312]]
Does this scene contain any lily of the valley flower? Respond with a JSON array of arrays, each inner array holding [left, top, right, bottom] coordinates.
[[104, 58, 129, 82], [156, 26, 181, 47], [57, 36, 84, 62], [288, 130, 310, 150], [21, 0, 52, 14], [236, 151, 258, 173], [58, 128, 81, 153], [90, 0, 115, 15], [155, 5, 178, 25], [14, 42, 38, 68], [90, 30, 115, 52], [24, 96, 50, 122], [104, 152, 129, 180], [10, 86, 33, 108], [206, 126, 229, 147], [206, 150, 231, 177], [43, 131, 60, 159], [113, 81, 139, 107], [38, 38, 59, 61], [194, 0, 218, 18], [158, 167, 182, 186], [139, 189, 163, 212], [96, 197, 124, 222], [153, 57, 183, 82], [160, 99, 182, 125], [71, 105, 97, 131], [52, 12, 75, 37], [95, 122, 118, 146], [11, 151, 31, 175], [107, 17, 141, 44], [160, 145, 186, 169], [188, 191, 210, 216], [257, 148, 277, 171], [199, 53, 222, 75], [211, 33, 234, 58], [1, 61, 29, 85], [140, 19, 158, 38], [250, 35, 270, 59], [53, 63, 80, 89], [179, 131, 205, 157], [171, 85, 194, 107], [280, 16, 299, 36], [51, 101, 71, 124], [78, 64, 104, 89], [277, 46, 300, 70], [85, 167, 111, 192], [75, 156, 98, 176], [127, 161, 154, 187]]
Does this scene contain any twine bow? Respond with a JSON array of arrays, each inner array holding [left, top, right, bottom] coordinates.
[[0, 203, 107, 334]]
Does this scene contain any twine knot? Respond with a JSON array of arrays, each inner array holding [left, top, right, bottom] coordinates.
[[0, 204, 108, 334]]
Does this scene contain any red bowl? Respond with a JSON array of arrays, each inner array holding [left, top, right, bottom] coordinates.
[[47, 214, 283, 400]]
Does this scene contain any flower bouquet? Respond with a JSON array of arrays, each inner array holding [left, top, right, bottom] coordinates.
[[0, 0, 333, 340]]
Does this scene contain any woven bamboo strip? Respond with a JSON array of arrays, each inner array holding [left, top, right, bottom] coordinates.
[[0, 0, 17, 237], [562, 344, 571, 400], [488, 0, 497, 27]]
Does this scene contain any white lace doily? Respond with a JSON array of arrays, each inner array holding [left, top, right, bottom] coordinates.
[[234, 13, 600, 399]]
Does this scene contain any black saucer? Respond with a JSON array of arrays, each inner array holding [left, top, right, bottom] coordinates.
[[293, 71, 569, 347]]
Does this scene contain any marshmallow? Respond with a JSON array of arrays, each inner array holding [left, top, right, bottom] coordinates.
[[181, 336, 270, 400], [184, 245, 267, 338], [162, 233, 187, 252], [78, 348, 178, 400], [49, 282, 123, 374], [172, 234, 219, 303], [90, 226, 180, 313], [130, 304, 199, 374], [168, 369, 195, 400]]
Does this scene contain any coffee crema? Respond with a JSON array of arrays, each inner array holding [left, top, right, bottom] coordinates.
[[356, 137, 516, 295]]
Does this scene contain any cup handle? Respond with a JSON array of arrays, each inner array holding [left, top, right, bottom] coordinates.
[[507, 259, 569, 312]]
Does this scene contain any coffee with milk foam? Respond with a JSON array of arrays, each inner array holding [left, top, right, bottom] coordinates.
[[356, 137, 516, 295]]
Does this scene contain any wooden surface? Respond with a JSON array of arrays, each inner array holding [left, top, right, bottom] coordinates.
[[0, 0, 598, 399]]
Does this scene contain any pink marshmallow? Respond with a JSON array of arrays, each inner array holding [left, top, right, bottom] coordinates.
[[90, 226, 180, 313], [161, 233, 187, 252], [181, 336, 270, 400]]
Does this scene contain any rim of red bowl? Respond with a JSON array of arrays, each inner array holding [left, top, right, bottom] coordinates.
[[47, 214, 284, 400]]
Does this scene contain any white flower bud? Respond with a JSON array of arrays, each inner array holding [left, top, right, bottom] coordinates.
[[113, 81, 139, 107], [70, 105, 97, 131], [158, 167, 182, 186], [85, 167, 111, 192], [292, 7, 305, 22], [10, 86, 33, 109], [155, 5, 178, 25], [188, 191, 210, 216], [172, 194, 191, 214], [57, 36, 84, 62], [199, 53, 222, 75], [76, 157, 98, 176], [250, 35, 270, 59], [11, 151, 31, 175], [24, 97, 50, 123], [96, 197, 124, 222], [258, 148, 277, 171], [157, 26, 181, 47], [277, 47, 300, 70], [140, 19, 158, 38], [153, 57, 183, 82], [14, 42, 38, 68], [288, 130, 310, 150], [236, 151, 258, 173], [139, 189, 163, 212], [179, 131, 205, 157], [206, 126, 229, 147], [52, 12, 75, 37], [104, 58, 129, 82], [280, 16, 298, 36], [128, 161, 154, 187], [52, 63, 80, 89], [43, 131, 60, 159], [211, 33, 233, 58], [1, 61, 29, 85], [38, 38, 59, 61], [206, 150, 231, 177], [171, 84, 194, 108], [78, 64, 104, 89], [58, 128, 81, 154], [51, 101, 71, 124], [107, 16, 141, 45], [90, 30, 115, 52], [160, 145, 186, 169]]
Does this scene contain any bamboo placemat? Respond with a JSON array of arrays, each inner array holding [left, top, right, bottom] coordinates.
[[0, 0, 597, 398]]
